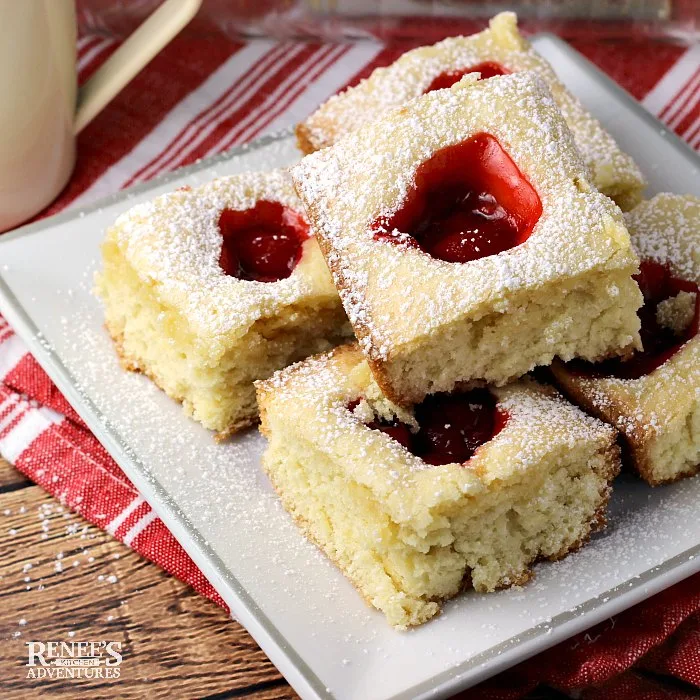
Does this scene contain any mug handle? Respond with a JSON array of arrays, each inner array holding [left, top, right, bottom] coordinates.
[[74, 0, 202, 133]]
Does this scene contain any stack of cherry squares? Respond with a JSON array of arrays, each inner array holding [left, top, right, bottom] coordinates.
[[97, 13, 699, 629]]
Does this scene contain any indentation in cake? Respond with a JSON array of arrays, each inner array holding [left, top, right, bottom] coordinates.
[[256, 346, 620, 628], [550, 193, 700, 486], [295, 12, 646, 208], [424, 61, 509, 92], [218, 200, 310, 282], [566, 259, 699, 380], [352, 388, 508, 466], [372, 133, 542, 264]]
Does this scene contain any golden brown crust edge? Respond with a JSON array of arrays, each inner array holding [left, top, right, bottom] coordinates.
[[548, 362, 694, 486], [290, 180, 403, 399], [366, 357, 411, 406], [295, 123, 319, 156]]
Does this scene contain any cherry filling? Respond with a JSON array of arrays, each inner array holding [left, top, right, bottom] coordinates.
[[357, 389, 508, 466], [218, 201, 310, 282], [372, 133, 542, 264], [424, 62, 509, 93], [570, 260, 699, 380]]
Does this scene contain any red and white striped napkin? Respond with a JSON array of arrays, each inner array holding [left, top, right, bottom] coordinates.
[[1, 25, 699, 699]]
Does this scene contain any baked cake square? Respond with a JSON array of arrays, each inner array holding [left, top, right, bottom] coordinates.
[[292, 71, 643, 406], [96, 169, 350, 437], [257, 344, 620, 628], [552, 193, 699, 485], [296, 12, 645, 209]]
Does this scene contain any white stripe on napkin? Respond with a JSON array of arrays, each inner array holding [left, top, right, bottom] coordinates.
[[69, 40, 278, 207], [106, 495, 145, 535], [123, 509, 157, 545], [0, 404, 63, 464], [642, 44, 700, 116]]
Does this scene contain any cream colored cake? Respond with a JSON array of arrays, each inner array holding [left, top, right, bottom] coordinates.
[[296, 12, 645, 209], [257, 344, 620, 629], [552, 193, 700, 485], [292, 72, 643, 407], [96, 169, 350, 438]]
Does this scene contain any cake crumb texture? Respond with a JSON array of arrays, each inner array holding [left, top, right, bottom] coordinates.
[[96, 169, 350, 436], [257, 345, 620, 628], [552, 193, 700, 485]]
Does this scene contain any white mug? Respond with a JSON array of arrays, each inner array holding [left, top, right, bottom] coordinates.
[[0, 0, 201, 232]]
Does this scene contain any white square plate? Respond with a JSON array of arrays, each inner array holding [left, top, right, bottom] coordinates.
[[1, 35, 699, 700]]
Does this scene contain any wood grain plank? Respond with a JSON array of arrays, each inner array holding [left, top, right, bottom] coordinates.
[[0, 457, 31, 493], [0, 483, 298, 700]]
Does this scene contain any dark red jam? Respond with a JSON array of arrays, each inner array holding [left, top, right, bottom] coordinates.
[[356, 389, 508, 466], [569, 260, 699, 380], [372, 133, 542, 264], [218, 201, 310, 282], [424, 62, 509, 93]]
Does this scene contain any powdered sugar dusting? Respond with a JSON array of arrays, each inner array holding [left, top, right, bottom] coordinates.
[[259, 347, 616, 495], [625, 193, 700, 284], [103, 169, 323, 351], [293, 71, 637, 358], [298, 11, 644, 202]]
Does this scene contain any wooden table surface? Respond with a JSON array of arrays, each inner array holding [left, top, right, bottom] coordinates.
[[0, 457, 297, 699], [0, 456, 577, 700]]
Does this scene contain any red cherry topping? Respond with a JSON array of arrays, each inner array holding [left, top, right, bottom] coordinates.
[[569, 260, 699, 380], [372, 133, 541, 264], [356, 388, 508, 466], [218, 201, 310, 282], [424, 62, 509, 93], [366, 420, 414, 451]]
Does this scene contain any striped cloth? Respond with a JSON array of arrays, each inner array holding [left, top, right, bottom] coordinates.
[[2, 25, 700, 699]]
